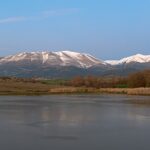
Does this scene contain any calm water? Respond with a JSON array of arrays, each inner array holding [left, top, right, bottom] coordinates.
[[0, 95, 150, 150]]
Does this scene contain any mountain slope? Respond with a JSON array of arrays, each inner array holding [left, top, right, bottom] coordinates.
[[0, 51, 105, 68], [105, 54, 150, 65]]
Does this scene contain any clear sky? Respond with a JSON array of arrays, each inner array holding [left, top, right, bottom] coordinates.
[[0, 0, 150, 60]]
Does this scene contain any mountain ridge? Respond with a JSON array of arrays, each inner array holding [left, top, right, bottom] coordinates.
[[105, 53, 150, 65], [1, 51, 150, 66], [0, 51, 105, 68], [0, 51, 149, 78]]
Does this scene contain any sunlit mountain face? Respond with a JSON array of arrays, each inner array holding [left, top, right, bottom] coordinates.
[[105, 54, 150, 65], [0, 51, 105, 68]]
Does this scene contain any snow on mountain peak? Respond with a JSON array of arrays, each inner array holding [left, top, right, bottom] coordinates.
[[0, 51, 149, 68], [105, 53, 150, 65], [0, 50, 103, 68]]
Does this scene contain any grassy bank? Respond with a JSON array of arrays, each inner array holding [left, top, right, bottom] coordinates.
[[99, 87, 150, 95], [0, 78, 149, 95], [49, 87, 150, 96], [0, 78, 51, 95]]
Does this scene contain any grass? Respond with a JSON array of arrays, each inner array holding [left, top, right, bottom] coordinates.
[[0, 78, 149, 95], [41, 79, 68, 86], [0, 79, 51, 95], [48, 87, 150, 95], [98, 87, 150, 95]]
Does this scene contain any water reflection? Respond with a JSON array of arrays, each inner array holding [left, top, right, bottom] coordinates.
[[0, 95, 150, 127], [0, 95, 150, 150]]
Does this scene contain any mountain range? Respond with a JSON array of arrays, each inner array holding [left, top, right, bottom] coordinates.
[[0, 51, 149, 78]]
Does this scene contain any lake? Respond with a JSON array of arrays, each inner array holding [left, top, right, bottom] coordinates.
[[0, 94, 150, 150]]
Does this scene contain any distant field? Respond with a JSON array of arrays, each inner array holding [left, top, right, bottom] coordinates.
[[0, 78, 51, 95]]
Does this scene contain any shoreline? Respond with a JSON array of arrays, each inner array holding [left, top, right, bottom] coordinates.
[[49, 87, 150, 96], [0, 87, 149, 96]]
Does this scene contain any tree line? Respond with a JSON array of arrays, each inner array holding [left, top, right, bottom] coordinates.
[[69, 69, 150, 88], [0, 69, 149, 88]]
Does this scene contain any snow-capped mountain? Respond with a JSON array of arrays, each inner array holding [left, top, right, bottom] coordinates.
[[0, 51, 149, 78], [0, 51, 105, 68], [105, 54, 150, 65]]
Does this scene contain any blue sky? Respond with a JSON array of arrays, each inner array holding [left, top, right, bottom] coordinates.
[[0, 0, 150, 59]]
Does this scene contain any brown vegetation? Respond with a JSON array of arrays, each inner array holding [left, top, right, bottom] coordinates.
[[99, 88, 150, 95], [48, 87, 150, 95], [128, 70, 150, 87], [70, 75, 127, 88], [0, 77, 51, 95], [70, 70, 150, 88], [0, 70, 149, 95]]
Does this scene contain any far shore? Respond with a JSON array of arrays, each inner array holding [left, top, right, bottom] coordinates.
[[0, 77, 149, 96], [48, 87, 150, 96], [0, 86, 149, 96]]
